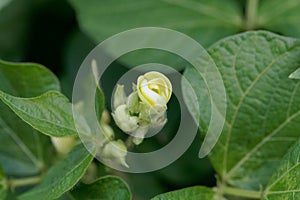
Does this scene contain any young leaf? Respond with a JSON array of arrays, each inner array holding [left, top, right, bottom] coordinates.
[[263, 139, 300, 200], [0, 60, 59, 176], [289, 68, 300, 79], [19, 144, 94, 200], [151, 186, 226, 200], [185, 31, 300, 190], [69, 0, 242, 69], [0, 90, 78, 137], [71, 176, 131, 200]]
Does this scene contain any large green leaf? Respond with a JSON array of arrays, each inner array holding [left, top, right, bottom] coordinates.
[[19, 144, 94, 200], [185, 31, 300, 190], [69, 0, 242, 47], [263, 139, 300, 199], [258, 0, 300, 39], [0, 60, 59, 176], [69, 0, 242, 69], [71, 176, 131, 200], [151, 186, 226, 200], [0, 90, 77, 137]]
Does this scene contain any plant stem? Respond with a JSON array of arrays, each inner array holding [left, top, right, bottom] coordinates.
[[223, 186, 262, 199], [245, 0, 259, 30], [8, 175, 41, 189]]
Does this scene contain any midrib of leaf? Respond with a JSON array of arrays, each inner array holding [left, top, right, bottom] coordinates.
[[0, 117, 42, 169], [223, 40, 291, 179], [160, 0, 241, 26]]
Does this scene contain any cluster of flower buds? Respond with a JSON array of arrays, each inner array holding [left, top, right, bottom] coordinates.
[[53, 68, 173, 169], [112, 71, 172, 145]]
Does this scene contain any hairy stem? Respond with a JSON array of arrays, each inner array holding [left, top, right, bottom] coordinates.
[[223, 186, 262, 199], [245, 0, 259, 30]]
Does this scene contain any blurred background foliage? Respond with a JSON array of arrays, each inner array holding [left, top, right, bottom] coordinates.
[[3, 0, 298, 199]]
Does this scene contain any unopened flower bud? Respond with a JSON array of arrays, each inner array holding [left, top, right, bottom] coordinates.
[[113, 84, 127, 109], [102, 140, 128, 168], [132, 126, 149, 145], [112, 104, 138, 132], [101, 123, 114, 141], [51, 136, 75, 155]]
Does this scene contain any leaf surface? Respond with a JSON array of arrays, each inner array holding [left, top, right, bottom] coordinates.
[[263, 139, 300, 199], [71, 176, 131, 200], [151, 186, 226, 200], [19, 144, 94, 200], [0, 90, 77, 137], [185, 31, 300, 189], [0, 60, 59, 176], [68, 0, 242, 69]]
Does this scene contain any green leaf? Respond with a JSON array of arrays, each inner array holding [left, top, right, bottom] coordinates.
[[258, 0, 300, 39], [186, 31, 300, 190], [0, 60, 60, 96], [19, 144, 94, 200], [0, 166, 7, 200], [289, 68, 300, 79], [151, 186, 226, 200], [0, 90, 77, 137], [263, 139, 300, 200], [69, 0, 242, 69], [71, 176, 131, 200], [0, 60, 59, 176]]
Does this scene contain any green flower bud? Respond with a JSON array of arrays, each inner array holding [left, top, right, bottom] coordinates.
[[132, 126, 149, 145], [113, 84, 127, 109], [127, 91, 139, 115], [101, 123, 114, 141], [101, 109, 111, 124], [112, 104, 138, 132], [102, 140, 128, 168]]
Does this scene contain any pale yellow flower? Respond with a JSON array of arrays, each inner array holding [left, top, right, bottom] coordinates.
[[137, 71, 172, 110]]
